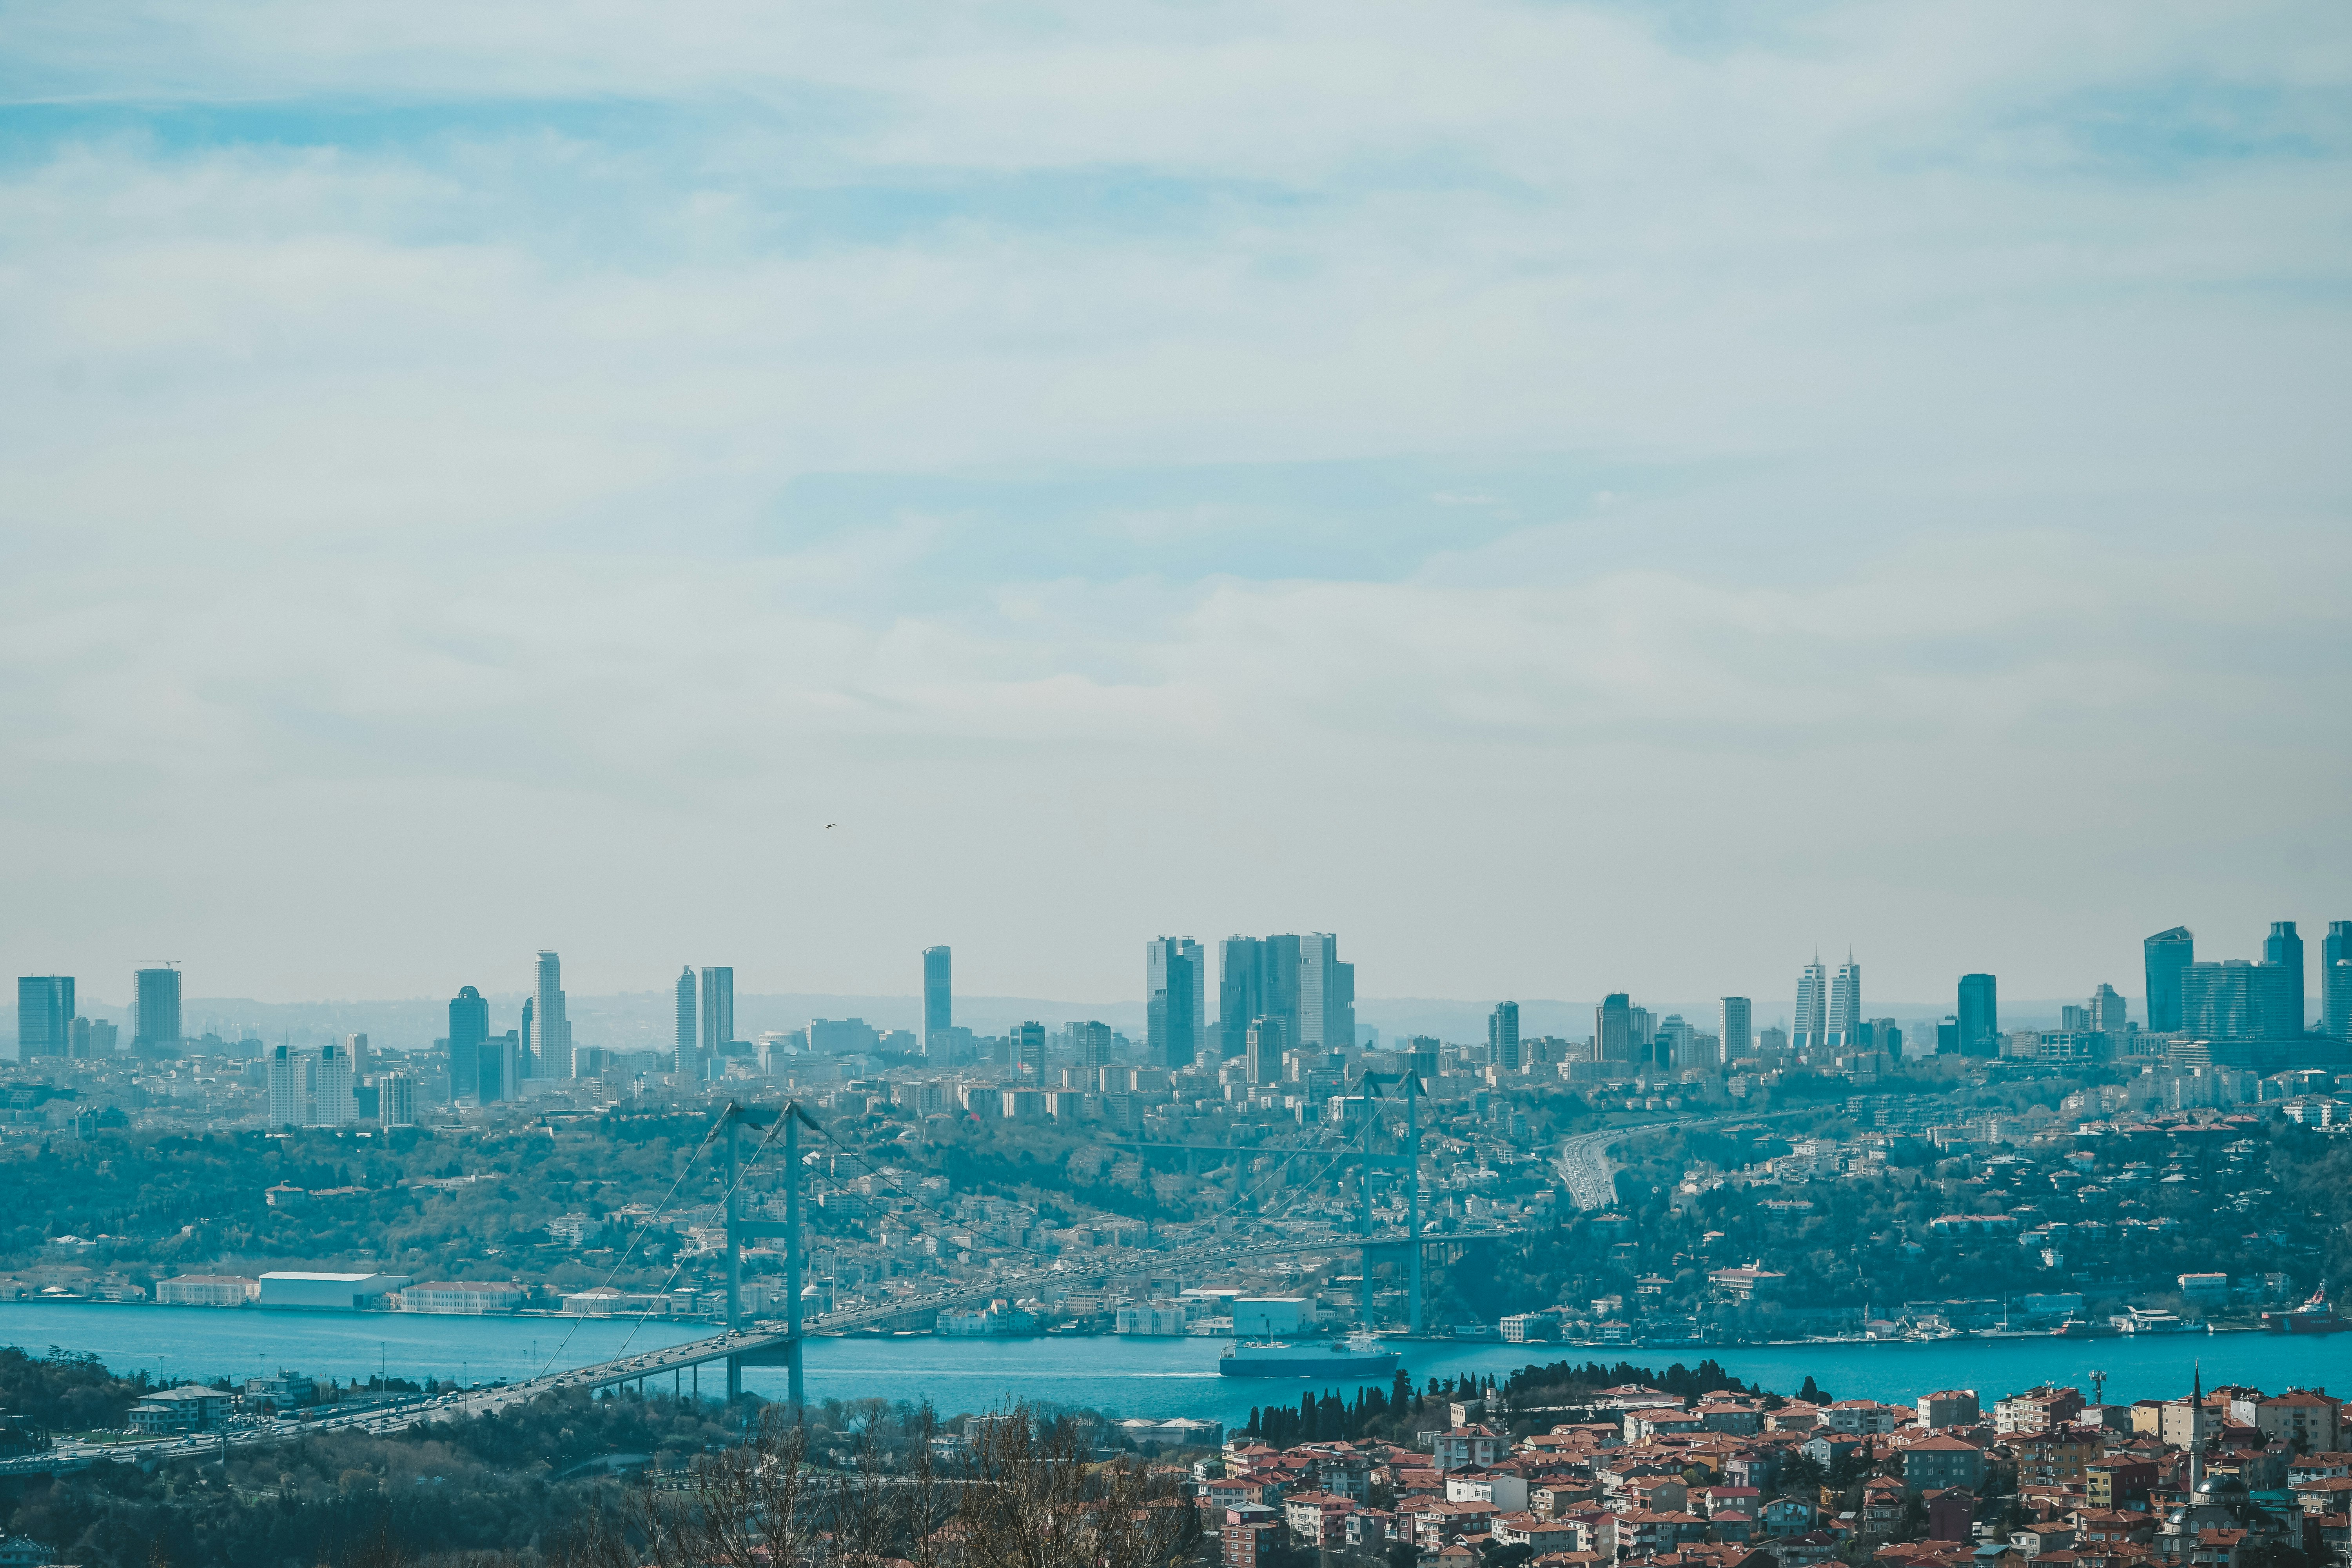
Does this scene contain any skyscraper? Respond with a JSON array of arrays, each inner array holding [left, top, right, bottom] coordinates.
[[2263, 921, 2305, 1035], [1595, 993, 1633, 1063], [2181, 959, 2299, 1041], [133, 966, 182, 1053], [479, 1029, 517, 1103], [313, 1041, 355, 1127], [1719, 997, 1753, 1062], [699, 965, 734, 1079], [519, 996, 535, 1078], [1793, 959, 1828, 1051], [448, 986, 488, 1102], [1012, 1020, 1046, 1080], [1957, 973, 1999, 1054], [2144, 926, 2194, 1033], [675, 967, 697, 1074], [345, 1033, 369, 1078], [1488, 1002, 1521, 1072], [535, 952, 570, 1078], [2088, 983, 2127, 1033], [1826, 957, 1862, 1049], [16, 977, 73, 1060], [267, 1043, 304, 1126], [1246, 1015, 1287, 1085], [1073, 1020, 1114, 1073], [2326, 922, 2352, 1040], [1218, 938, 1268, 1060], [922, 947, 953, 1053], [379, 1073, 416, 1127], [1146, 937, 1202, 1069], [1296, 933, 1354, 1052]]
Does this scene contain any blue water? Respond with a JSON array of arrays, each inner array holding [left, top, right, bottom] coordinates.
[[5, 1303, 2347, 1428]]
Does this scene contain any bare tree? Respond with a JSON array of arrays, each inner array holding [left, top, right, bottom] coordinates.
[[956, 1405, 1198, 1568]]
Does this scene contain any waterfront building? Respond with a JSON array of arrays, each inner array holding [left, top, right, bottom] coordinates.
[[133, 965, 182, 1053], [16, 977, 73, 1059], [922, 946, 952, 1053], [155, 1275, 260, 1307], [397, 1281, 529, 1314], [1489, 1002, 1521, 1071]]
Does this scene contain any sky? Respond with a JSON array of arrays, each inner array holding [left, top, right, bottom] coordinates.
[[2, 1, 2348, 1013]]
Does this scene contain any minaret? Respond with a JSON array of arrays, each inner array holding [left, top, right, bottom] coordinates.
[[2189, 1361, 2202, 1494]]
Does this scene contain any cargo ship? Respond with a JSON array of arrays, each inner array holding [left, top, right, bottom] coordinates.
[[2263, 1287, 2348, 1336], [1218, 1335, 1401, 1379]]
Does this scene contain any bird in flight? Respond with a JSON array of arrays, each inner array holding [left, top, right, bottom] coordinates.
[[826, 823, 838, 829]]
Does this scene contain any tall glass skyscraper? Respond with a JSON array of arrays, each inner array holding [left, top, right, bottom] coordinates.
[[1295, 933, 1353, 1052], [16, 977, 73, 1059], [1595, 993, 1633, 1062], [674, 967, 697, 1074], [133, 966, 181, 1053], [1145, 936, 1202, 1069], [1827, 957, 1862, 1049], [448, 985, 489, 1101], [1488, 1001, 1521, 1071], [1793, 959, 1828, 1051], [1957, 973, 1998, 1054], [2327, 922, 2352, 1040], [535, 951, 569, 1078], [1217, 938, 1267, 1060], [2144, 926, 2194, 1032], [2263, 920, 2305, 1034], [1719, 996, 1753, 1062], [921, 946, 952, 1053], [698, 965, 734, 1077]]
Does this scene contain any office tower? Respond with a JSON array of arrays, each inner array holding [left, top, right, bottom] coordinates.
[[477, 1029, 517, 1103], [2060, 1005, 2090, 1032], [1218, 938, 1268, 1059], [1263, 933, 1302, 1044], [2326, 921, 2352, 1039], [534, 952, 570, 1078], [1595, 994, 1633, 1063], [675, 967, 697, 1073], [2144, 926, 2194, 1032], [1757, 1024, 1789, 1056], [87, 1020, 116, 1056], [1073, 1020, 1114, 1072], [1014, 1020, 1046, 1080], [1827, 956, 1862, 1049], [1957, 974, 1998, 1054], [267, 1044, 304, 1126], [1719, 997, 1753, 1062], [2263, 921, 2305, 1034], [1246, 1016, 1287, 1085], [133, 966, 182, 1053], [1793, 959, 1828, 1051], [68, 1018, 90, 1058], [922, 947, 953, 1053], [1296, 933, 1353, 1051], [2181, 959, 2299, 1041], [1935, 1016, 1960, 1054], [314, 1041, 355, 1127], [379, 1073, 416, 1127], [1146, 937, 1202, 1069], [1488, 1002, 1521, 1072], [1657, 1014, 1694, 1069], [2088, 983, 2127, 1033], [16, 978, 73, 1059], [1630, 1007, 1656, 1062], [698, 965, 734, 1077], [1871, 1018, 1903, 1057], [344, 1033, 368, 1080], [448, 985, 488, 1102], [519, 996, 535, 1078]]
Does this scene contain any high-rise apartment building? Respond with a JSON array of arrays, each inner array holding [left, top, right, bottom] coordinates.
[[379, 1073, 416, 1127], [1488, 1002, 1521, 1072], [2145, 926, 2194, 1032], [267, 1043, 304, 1126], [2263, 921, 2305, 1034], [1826, 957, 1862, 1049], [1013, 1020, 1046, 1080], [698, 965, 733, 1079], [922, 947, 953, 1053], [1146, 937, 1202, 1069], [1793, 959, 1828, 1051], [675, 967, 697, 1074], [1595, 994, 1633, 1063], [1296, 933, 1354, 1052], [344, 1033, 368, 1078], [16, 977, 73, 1060], [2327, 922, 2352, 1040], [1719, 997, 1753, 1062], [448, 985, 489, 1102], [535, 952, 570, 1078], [133, 966, 182, 1053], [1957, 973, 1999, 1054], [2088, 983, 2127, 1033], [314, 1041, 355, 1127], [1246, 1016, 1287, 1085]]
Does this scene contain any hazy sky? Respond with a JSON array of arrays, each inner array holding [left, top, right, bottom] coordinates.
[[3, 2, 2347, 1010]]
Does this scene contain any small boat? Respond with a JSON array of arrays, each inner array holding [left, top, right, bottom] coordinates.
[[1218, 1334, 1401, 1379]]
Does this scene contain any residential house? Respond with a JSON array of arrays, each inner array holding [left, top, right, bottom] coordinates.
[[1906, 1436, 1990, 1494], [1762, 1498, 1818, 1538]]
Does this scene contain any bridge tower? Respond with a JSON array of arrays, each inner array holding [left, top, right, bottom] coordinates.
[[718, 1100, 819, 1407], [1360, 1070, 1426, 1335]]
